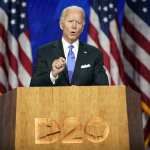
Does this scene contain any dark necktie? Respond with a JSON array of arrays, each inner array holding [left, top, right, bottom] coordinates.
[[67, 45, 75, 83]]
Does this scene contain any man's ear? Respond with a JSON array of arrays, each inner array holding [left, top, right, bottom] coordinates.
[[60, 22, 63, 30]]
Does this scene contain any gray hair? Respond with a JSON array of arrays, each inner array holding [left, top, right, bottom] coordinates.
[[59, 6, 85, 24]]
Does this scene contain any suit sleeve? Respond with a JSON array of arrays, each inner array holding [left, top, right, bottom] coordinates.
[[30, 48, 53, 86], [93, 50, 109, 85]]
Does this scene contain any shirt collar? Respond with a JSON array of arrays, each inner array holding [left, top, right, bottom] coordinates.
[[62, 37, 79, 60]]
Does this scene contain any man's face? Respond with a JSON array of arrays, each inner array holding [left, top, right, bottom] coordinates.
[[60, 8, 84, 43]]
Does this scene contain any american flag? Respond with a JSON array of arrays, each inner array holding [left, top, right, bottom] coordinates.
[[88, 0, 125, 85], [122, 0, 150, 147], [88, 0, 150, 148], [0, 0, 32, 94]]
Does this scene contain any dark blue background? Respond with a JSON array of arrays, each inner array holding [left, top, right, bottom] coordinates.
[[27, 0, 125, 67]]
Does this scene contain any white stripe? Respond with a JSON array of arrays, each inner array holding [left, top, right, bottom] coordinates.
[[0, 38, 6, 55], [89, 8, 101, 34], [8, 32, 31, 86], [122, 27, 150, 71], [0, 38, 9, 90], [0, 38, 9, 69], [99, 30, 110, 56], [0, 8, 19, 89], [110, 20, 124, 85], [110, 20, 124, 59], [89, 8, 124, 85], [18, 63, 31, 87], [8, 68, 18, 89], [125, 4, 150, 41], [7, 31, 19, 59], [87, 35, 98, 48], [110, 55, 123, 85], [124, 58, 150, 99], [18, 33, 32, 86], [7, 32, 19, 88], [89, 8, 110, 57], [19, 33, 32, 61], [0, 8, 8, 30], [0, 29, 19, 90], [103, 66, 111, 85], [89, 7, 110, 54]]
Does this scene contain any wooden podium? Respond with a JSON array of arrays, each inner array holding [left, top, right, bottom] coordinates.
[[0, 86, 144, 150]]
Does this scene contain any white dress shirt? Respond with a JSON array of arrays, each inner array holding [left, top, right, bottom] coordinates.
[[50, 38, 79, 84]]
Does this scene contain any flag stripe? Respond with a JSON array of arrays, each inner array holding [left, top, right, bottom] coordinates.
[[125, 4, 150, 40], [18, 40, 32, 76], [122, 28, 150, 71], [122, 42, 150, 83], [124, 17, 150, 55], [0, 0, 32, 93], [124, 58, 150, 101]]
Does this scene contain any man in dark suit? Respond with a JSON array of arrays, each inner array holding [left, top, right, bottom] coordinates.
[[30, 5, 108, 86]]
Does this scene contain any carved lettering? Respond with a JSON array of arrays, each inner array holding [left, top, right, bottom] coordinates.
[[35, 117, 109, 144]]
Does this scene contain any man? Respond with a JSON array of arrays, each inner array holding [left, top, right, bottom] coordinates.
[[30, 6, 108, 86]]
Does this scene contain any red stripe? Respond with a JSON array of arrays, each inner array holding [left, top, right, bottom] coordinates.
[[0, 23, 18, 78], [124, 17, 150, 55], [122, 41, 150, 83], [88, 22, 116, 84], [18, 40, 32, 76], [125, 73, 150, 110], [0, 53, 8, 77], [0, 23, 6, 40], [109, 32, 126, 84], [7, 46, 18, 76], [89, 23, 111, 82], [88, 23, 110, 71], [0, 53, 4, 66], [24, 30, 30, 39], [88, 23, 101, 48]]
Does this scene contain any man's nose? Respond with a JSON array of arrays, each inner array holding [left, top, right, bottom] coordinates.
[[72, 21, 77, 29]]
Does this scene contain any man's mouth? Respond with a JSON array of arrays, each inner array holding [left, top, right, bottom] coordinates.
[[70, 31, 76, 34]]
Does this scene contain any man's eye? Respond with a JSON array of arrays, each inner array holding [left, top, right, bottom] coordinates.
[[77, 21, 81, 24], [68, 20, 73, 22]]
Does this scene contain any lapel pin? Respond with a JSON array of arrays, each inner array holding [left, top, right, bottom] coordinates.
[[83, 51, 87, 54]]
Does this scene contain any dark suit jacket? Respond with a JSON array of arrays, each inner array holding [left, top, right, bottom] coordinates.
[[30, 40, 108, 86]]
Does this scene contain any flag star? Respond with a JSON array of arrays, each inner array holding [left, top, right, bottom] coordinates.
[[98, 6, 101, 11], [109, 14, 112, 19], [103, 17, 108, 23], [20, 13, 26, 18], [11, 0, 16, 3], [3, 0, 8, 3], [142, 7, 148, 13], [114, 8, 117, 12], [109, 3, 114, 9], [141, 0, 147, 2], [11, 8, 16, 14], [103, 6, 108, 11], [11, 20, 16, 25], [132, 0, 137, 2], [22, 2, 27, 7], [20, 24, 25, 29]]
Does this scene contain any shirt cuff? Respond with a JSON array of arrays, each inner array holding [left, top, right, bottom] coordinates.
[[50, 71, 58, 84]]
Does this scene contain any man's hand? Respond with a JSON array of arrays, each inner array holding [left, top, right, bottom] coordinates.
[[51, 57, 66, 77]]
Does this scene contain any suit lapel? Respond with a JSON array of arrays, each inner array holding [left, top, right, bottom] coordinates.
[[55, 40, 70, 83], [71, 42, 86, 84], [54, 41, 86, 84]]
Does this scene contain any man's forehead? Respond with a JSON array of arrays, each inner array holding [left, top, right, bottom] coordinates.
[[65, 8, 83, 16]]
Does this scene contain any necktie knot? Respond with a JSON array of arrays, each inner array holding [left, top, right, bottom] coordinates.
[[67, 45, 75, 83], [68, 45, 74, 50]]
